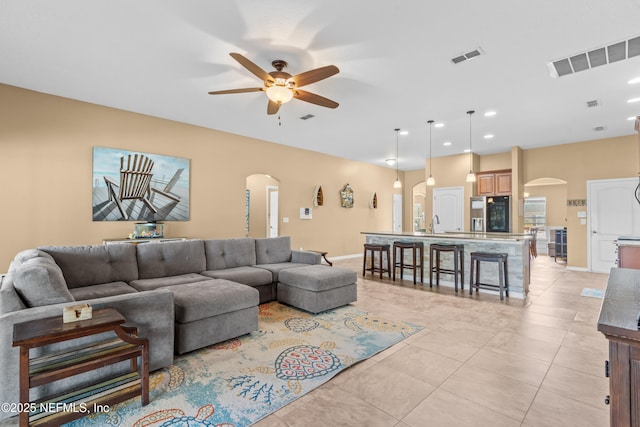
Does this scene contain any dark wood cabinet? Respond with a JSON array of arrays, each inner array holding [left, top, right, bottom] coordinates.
[[619, 244, 640, 269], [598, 268, 640, 427], [555, 228, 567, 262], [476, 169, 512, 196]]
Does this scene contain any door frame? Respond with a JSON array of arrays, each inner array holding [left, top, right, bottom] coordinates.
[[267, 185, 279, 238], [587, 177, 639, 272]]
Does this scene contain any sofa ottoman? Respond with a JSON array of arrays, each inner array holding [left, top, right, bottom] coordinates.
[[163, 279, 259, 354], [277, 265, 357, 313]]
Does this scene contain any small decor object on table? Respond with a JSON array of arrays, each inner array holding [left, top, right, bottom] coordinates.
[[340, 183, 354, 208], [12, 308, 149, 426], [132, 222, 164, 239], [62, 303, 92, 323]]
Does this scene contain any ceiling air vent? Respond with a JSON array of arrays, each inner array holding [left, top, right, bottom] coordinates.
[[549, 34, 640, 78], [451, 47, 484, 64], [585, 99, 601, 108], [593, 125, 607, 132], [299, 114, 315, 120]]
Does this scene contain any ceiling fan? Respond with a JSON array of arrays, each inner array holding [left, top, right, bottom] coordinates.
[[208, 52, 340, 115]]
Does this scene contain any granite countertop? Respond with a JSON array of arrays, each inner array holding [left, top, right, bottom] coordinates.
[[618, 236, 640, 246], [598, 268, 640, 333], [362, 231, 531, 242]]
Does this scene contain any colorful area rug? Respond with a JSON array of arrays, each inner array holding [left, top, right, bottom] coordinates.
[[66, 302, 422, 427]]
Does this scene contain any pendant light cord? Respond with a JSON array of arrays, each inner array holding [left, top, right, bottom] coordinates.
[[395, 128, 400, 180]]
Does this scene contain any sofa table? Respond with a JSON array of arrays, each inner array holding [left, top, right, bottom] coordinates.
[[12, 308, 149, 427]]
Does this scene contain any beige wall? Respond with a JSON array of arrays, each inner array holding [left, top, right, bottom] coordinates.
[[2, 83, 637, 271], [524, 184, 567, 228], [0, 84, 398, 271]]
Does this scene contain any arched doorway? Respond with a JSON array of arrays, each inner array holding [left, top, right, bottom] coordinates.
[[524, 177, 567, 255]]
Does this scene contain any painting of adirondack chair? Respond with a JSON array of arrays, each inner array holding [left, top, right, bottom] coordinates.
[[93, 147, 190, 221]]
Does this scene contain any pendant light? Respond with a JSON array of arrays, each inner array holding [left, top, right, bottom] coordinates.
[[466, 110, 476, 183], [426, 120, 435, 186], [393, 128, 402, 188]]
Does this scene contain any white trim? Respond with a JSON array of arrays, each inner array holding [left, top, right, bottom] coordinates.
[[566, 266, 589, 272], [329, 253, 363, 260]]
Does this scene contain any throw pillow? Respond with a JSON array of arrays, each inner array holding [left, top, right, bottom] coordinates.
[[13, 257, 75, 307]]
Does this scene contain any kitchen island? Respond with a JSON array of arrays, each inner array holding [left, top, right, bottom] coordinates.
[[363, 231, 531, 299]]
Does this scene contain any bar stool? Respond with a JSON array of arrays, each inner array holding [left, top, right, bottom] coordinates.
[[429, 244, 464, 292], [392, 241, 424, 284], [469, 252, 509, 300], [363, 243, 391, 279]]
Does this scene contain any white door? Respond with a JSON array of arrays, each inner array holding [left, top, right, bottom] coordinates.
[[433, 186, 464, 233], [267, 186, 279, 237], [588, 178, 640, 272], [392, 194, 402, 233]]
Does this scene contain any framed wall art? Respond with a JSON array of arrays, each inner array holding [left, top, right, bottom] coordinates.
[[92, 147, 190, 221]]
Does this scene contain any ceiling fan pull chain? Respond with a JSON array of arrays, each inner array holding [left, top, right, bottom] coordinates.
[[278, 114, 282, 126]]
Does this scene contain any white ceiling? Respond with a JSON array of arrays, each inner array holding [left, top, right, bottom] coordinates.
[[2, 0, 640, 170]]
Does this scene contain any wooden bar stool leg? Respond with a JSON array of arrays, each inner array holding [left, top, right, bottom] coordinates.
[[460, 249, 464, 291], [363, 248, 367, 276], [498, 259, 505, 301], [378, 249, 383, 279], [412, 246, 417, 285], [386, 247, 391, 278]]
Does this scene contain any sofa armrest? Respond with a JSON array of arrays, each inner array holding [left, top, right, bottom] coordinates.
[[0, 289, 174, 421], [291, 250, 322, 265]]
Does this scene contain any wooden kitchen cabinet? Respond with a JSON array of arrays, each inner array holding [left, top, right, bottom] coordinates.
[[477, 169, 512, 196]]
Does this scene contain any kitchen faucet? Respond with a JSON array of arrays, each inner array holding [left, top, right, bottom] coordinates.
[[430, 214, 440, 234]]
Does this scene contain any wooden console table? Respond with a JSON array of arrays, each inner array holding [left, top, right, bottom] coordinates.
[[12, 308, 149, 426], [598, 268, 640, 427]]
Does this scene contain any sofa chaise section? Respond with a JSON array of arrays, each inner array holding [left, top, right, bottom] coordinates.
[[254, 236, 322, 282], [201, 238, 274, 302]]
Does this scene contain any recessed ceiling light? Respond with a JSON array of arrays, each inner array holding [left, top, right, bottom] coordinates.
[[463, 149, 471, 153], [627, 97, 640, 103], [443, 141, 452, 146], [385, 158, 396, 166], [629, 77, 640, 84], [484, 111, 497, 117], [434, 123, 444, 128], [628, 116, 638, 121], [399, 130, 409, 135], [484, 134, 494, 139]]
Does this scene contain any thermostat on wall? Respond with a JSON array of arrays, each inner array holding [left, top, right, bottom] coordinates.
[[300, 207, 312, 220]]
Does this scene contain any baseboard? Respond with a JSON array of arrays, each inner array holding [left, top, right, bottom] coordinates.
[[327, 253, 362, 261], [566, 266, 589, 272]]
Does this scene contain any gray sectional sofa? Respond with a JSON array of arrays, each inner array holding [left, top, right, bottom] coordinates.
[[0, 236, 357, 421]]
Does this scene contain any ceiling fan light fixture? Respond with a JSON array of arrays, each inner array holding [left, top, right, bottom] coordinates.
[[266, 85, 294, 104]]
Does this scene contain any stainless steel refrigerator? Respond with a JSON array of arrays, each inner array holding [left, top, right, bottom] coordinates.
[[470, 196, 511, 232]]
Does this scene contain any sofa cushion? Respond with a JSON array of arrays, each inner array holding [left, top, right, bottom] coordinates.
[[69, 282, 138, 300], [13, 257, 75, 307], [129, 273, 210, 291], [39, 244, 138, 289], [163, 279, 259, 323], [10, 249, 55, 272], [201, 266, 272, 286], [279, 265, 358, 292], [254, 263, 314, 282], [204, 238, 256, 270], [255, 236, 292, 265], [136, 240, 206, 279], [0, 273, 26, 314]]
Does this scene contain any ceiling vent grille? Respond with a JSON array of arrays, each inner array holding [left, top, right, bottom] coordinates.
[[593, 125, 607, 132], [299, 114, 315, 120], [451, 47, 484, 64], [585, 99, 601, 108], [549, 35, 640, 78]]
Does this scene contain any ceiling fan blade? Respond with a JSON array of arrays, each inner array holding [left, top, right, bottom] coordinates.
[[293, 90, 339, 109], [290, 65, 339, 88], [230, 53, 273, 83], [267, 100, 280, 115], [208, 87, 264, 95]]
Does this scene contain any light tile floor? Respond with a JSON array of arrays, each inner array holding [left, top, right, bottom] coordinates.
[[255, 255, 611, 427]]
